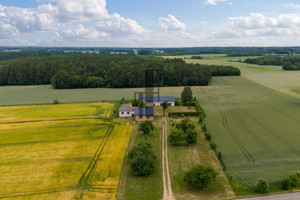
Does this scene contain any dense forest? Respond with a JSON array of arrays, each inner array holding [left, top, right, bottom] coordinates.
[[208, 65, 241, 76], [0, 55, 215, 89], [245, 55, 300, 70]]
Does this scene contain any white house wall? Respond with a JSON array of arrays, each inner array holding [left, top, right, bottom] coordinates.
[[119, 111, 133, 117]]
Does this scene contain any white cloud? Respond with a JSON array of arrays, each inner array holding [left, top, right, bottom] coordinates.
[[97, 13, 145, 36], [204, 0, 232, 5], [159, 14, 186, 31], [0, 0, 145, 41], [283, 3, 300, 8], [0, 3, 59, 38], [229, 13, 300, 29], [54, 0, 109, 22], [213, 13, 300, 39]]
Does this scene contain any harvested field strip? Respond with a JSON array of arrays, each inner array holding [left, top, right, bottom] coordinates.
[[0, 102, 114, 123]]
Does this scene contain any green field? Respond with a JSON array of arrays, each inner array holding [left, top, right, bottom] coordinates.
[[185, 56, 300, 99], [193, 76, 300, 185], [168, 117, 234, 200], [0, 103, 132, 199], [0, 85, 185, 106]]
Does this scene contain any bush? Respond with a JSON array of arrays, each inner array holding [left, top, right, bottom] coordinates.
[[53, 99, 59, 104], [185, 129, 197, 144], [205, 132, 211, 141], [253, 178, 269, 194], [202, 123, 207, 132], [289, 173, 299, 188], [168, 130, 185, 145], [183, 165, 218, 189], [281, 179, 290, 190], [209, 141, 217, 149], [128, 142, 156, 176]]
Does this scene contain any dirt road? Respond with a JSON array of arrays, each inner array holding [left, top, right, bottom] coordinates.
[[162, 117, 175, 200]]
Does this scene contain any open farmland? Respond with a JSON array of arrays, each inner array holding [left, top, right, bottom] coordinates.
[[0, 103, 132, 200], [193, 76, 300, 185], [185, 56, 300, 99]]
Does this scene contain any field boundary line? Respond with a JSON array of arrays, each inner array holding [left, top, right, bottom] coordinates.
[[78, 123, 115, 188], [0, 186, 77, 199]]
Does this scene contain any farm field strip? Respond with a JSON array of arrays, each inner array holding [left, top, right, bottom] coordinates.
[[194, 76, 300, 184], [0, 103, 132, 200]]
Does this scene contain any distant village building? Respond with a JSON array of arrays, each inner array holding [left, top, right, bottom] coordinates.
[[119, 103, 134, 117], [139, 96, 175, 107], [134, 108, 155, 121]]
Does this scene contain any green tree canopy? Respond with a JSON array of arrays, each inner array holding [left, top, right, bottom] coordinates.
[[51, 70, 70, 89], [181, 86, 193, 103], [128, 142, 156, 176], [184, 165, 218, 189], [138, 121, 154, 136], [168, 130, 185, 145], [138, 100, 146, 108], [175, 118, 195, 134]]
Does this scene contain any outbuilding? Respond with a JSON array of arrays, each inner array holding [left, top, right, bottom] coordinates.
[[139, 96, 175, 107], [119, 103, 134, 117]]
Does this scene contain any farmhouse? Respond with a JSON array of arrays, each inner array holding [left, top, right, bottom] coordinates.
[[134, 108, 155, 121], [139, 96, 175, 107], [119, 103, 134, 117]]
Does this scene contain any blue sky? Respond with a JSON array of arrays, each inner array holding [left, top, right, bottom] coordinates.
[[1, 0, 300, 47]]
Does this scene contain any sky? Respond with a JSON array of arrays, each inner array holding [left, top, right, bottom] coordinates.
[[1, 0, 300, 47]]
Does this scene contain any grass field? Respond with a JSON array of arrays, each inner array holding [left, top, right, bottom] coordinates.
[[0, 103, 132, 200], [118, 120, 163, 200], [185, 56, 300, 99], [168, 117, 234, 200], [0, 85, 186, 106], [193, 76, 300, 185]]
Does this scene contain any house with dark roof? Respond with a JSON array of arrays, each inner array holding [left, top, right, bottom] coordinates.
[[119, 103, 134, 117], [139, 96, 175, 107], [134, 107, 155, 121]]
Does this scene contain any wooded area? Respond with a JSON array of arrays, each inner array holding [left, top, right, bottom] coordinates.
[[0, 55, 213, 88], [245, 55, 300, 70]]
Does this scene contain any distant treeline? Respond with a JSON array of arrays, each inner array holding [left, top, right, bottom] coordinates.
[[0, 50, 75, 61], [0, 55, 214, 89], [159, 47, 300, 56], [2, 47, 300, 58], [245, 55, 300, 70], [208, 65, 241, 76]]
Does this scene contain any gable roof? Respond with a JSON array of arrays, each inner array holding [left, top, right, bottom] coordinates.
[[119, 103, 133, 112], [134, 108, 155, 116], [139, 96, 175, 102]]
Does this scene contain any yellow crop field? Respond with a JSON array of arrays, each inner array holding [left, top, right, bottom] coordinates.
[[0, 102, 114, 123], [0, 103, 132, 200]]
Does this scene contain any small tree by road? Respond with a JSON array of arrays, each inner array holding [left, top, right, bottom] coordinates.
[[184, 164, 218, 189]]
